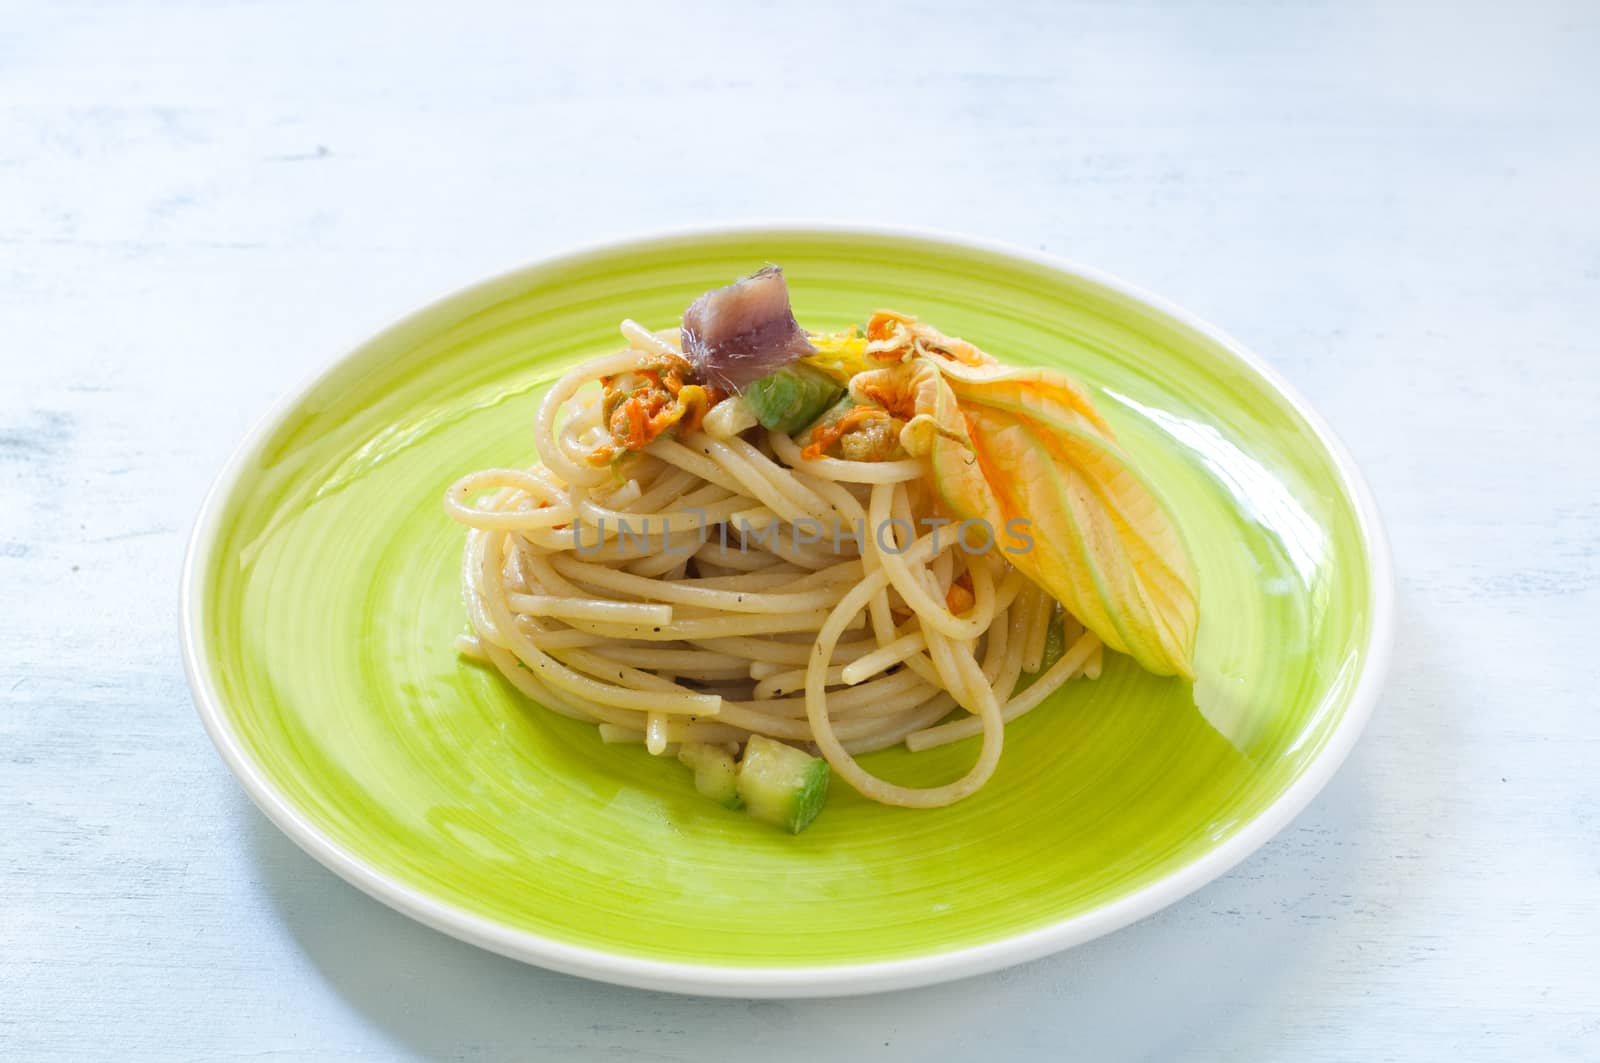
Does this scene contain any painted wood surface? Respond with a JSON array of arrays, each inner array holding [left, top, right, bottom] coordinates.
[[2, 1, 1596, 1059]]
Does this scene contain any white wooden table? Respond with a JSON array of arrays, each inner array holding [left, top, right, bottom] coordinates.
[[4, 1, 1596, 1058]]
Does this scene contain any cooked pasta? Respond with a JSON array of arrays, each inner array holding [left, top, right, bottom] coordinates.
[[444, 267, 1196, 831]]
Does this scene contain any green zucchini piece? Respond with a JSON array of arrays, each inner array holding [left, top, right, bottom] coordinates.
[[743, 364, 844, 435], [1039, 606, 1066, 672], [1015, 607, 1066, 693], [677, 743, 743, 809], [736, 735, 830, 833]]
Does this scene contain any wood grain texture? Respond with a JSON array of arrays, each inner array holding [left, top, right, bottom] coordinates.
[[2, 0, 1596, 1059]]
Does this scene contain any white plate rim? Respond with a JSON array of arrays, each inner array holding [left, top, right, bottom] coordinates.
[[179, 221, 1396, 998]]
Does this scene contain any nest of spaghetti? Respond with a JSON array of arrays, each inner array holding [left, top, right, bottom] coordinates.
[[445, 267, 1196, 833]]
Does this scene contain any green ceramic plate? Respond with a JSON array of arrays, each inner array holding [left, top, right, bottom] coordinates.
[[182, 226, 1392, 996]]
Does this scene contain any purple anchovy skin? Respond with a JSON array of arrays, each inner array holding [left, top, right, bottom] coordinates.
[[680, 267, 818, 392]]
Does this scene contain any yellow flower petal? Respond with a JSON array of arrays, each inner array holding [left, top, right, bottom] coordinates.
[[871, 353, 1198, 678], [802, 328, 873, 382]]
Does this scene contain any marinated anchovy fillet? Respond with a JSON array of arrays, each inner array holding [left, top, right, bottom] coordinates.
[[681, 267, 817, 391]]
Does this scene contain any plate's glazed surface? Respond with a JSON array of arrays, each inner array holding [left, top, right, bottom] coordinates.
[[184, 228, 1391, 994]]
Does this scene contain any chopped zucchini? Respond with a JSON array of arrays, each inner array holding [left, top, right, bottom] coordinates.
[[736, 735, 830, 833], [1039, 606, 1066, 671], [801, 393, 857, 437], [701, 395, 760, 439], [743, 364, 844, 435], [1015, 607, 1066, 693], [677, 743, 742, 809]]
